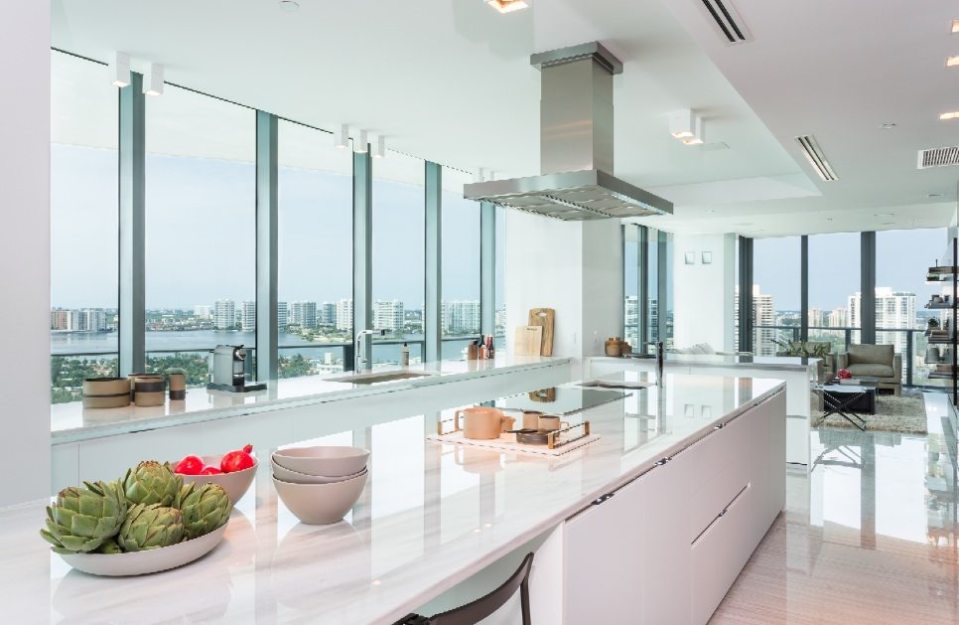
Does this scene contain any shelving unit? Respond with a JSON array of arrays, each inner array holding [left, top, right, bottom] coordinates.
[[924, 237, 958, 406]]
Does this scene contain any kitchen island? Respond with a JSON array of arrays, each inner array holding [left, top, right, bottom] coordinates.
[[7, 372, 786, 624]]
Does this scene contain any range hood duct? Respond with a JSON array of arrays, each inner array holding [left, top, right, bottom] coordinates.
[[464, 42, 672, 221]]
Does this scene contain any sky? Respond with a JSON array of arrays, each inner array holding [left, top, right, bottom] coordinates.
[[51, 144, 490, 309]]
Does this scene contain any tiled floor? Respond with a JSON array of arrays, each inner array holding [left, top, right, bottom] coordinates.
[[710, 393, 959, 625]]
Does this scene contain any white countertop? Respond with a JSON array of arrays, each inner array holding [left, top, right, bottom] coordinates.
[[592, 353, 821, 371], [12, 372, 785, 625], [52, 355, 569, 444]]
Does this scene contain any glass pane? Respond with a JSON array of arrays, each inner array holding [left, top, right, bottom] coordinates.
[[752, 236, 801, 356], [372, 151, 424, 365], [277, 120, 353, 375], [144, 86, 256, 375], [442, 168, 480, 339], [648, 230, 659, 345], [877, 228, 949, 387], [495, 207, 507, 348], [808, 232, 860, 354], [51, 51, 119, 403], [623, 225, 642, 349]]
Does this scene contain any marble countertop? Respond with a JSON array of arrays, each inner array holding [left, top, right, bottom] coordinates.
[[51, 355, 569, 444], [7, 372, 785, 625], [592, 353, 821, 371]]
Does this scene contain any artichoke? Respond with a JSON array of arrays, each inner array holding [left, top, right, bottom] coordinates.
[[123, 460, 182, 506], [40, 480, 127, 554], [96, 538, 122, 554], [178, 483, 232, 539], [118, 504, 185, 552]]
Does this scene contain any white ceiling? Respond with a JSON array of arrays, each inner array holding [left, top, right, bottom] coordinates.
[[50, 0, 958, 237]]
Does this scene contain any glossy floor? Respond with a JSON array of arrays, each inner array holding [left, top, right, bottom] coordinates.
[[711, 394, 959, 625]]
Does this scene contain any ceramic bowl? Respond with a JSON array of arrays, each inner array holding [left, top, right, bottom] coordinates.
[[58, 522, 228, 577], [272, 472, 368, 525], [272, 446, 369, 477], [271, 458, 366, 484], [176, 454, 257, 505]]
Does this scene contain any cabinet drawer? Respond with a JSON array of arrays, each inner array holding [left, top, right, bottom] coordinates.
[[689, 464, 748, 543]]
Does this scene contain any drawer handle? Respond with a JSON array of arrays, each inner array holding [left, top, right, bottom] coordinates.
[[654, 456, 671, 466], [714, 423, 726, 430], [591, 493, 614, 506]]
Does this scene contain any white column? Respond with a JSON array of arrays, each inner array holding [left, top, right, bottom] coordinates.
[[672, 233, 737, 352], [0, 1, 50, 504]]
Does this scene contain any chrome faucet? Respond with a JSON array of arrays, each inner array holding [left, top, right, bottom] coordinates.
[[656, 341, 665, 386], [355, 329, 385, 372]]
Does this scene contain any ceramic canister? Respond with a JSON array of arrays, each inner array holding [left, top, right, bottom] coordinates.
[[456, 407, 506, 440], [133, 374, 166, 407], [168, 371, 187, 400], [82, 377, 132, 409]]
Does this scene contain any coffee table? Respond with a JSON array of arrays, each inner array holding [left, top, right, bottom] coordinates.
[[819, 383, 877, 431]]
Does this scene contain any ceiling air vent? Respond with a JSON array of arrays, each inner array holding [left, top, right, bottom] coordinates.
[[700, 0, 752, 44], [795, 135, 838, 182], [918, 146, 959, 169]]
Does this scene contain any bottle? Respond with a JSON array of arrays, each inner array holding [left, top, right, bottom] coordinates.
[[486, 335, 495, 359], [400, 342, 410, 367], [468, 341, 479, 360]]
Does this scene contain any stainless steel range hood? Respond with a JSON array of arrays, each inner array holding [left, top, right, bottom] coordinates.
[[464, 42, 672, 221]]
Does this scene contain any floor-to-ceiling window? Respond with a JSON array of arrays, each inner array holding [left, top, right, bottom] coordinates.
[[440, 167, 481, 359], [752, 236, 801, 356], [277, 120, 353, 377], [371, 151, 425, 365], [495, 207, 507, 348], [50, 52, 119, 403], [144, 85, 256, 384], [808, 232, 861, 353], [623, 225, 643, 350]]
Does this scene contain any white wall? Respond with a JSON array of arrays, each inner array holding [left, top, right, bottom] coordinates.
[[505, 211, 622, 364], [672, 233, 736, 352], [0, 2, 51, 505]]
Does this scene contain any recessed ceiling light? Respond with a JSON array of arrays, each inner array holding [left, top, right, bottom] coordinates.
[[879, 122, 897, 129], [487, 0, 529, 13], [952, 19, 959, 33], [279, 0, 300, 12], [947, 55, 959, 67], [940, 111, 959, 120]]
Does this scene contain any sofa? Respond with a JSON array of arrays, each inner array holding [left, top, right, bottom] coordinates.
[[837, 344, 902, 396]]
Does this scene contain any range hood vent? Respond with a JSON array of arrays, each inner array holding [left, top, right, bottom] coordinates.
[[918, 146, 959, 169], [700, 0, 752, 45], [795, 135, 838, 181], [464, 42, 672, 221]]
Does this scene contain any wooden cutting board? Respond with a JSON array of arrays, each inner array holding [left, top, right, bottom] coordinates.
[[528, 308, 555, 356], [513, 325, 543, 356]]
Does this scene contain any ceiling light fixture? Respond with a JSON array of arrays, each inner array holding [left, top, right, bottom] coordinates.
[[952, 19, 959, 33], [682, 116, 705, 145], [668, 109, 695, 139], [947, 55, 959, 67], [143, 63, 164, 96], [475, 168, 486, 183], [940, 111, 959, 120], [334, 124, 349, 149], [354, 129, 368, 153], [372, 135, 386, 159], [279, 0, 300, 11], [110, 52, 130, 87], [486, 0, 529, 13]]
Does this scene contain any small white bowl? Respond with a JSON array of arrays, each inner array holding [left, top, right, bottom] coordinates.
[[272, 472, 368, 525], [176, 454, 257, 505], [272, 446, 369, 477], [271, 458, 366, 484]]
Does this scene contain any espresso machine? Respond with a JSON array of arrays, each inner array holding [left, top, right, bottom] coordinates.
[[207, 345, 266, 392]]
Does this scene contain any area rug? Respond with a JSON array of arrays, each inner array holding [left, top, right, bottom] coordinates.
[[814, 392, 927, 434]]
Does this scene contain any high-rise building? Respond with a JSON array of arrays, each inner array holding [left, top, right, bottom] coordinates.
[[733, 286, 776, 355], [240, 301, 256, 332], [373, 300, 405, 332], [336, 299, 353, 332], [318, 302, 336, 326], [827, 307, 847, 328], [849, 288, 916, 355], [214, 299, 235, 331], [50, 309, 71, 330], [277, 301, 288, 330], [442, 300, 481, 335], [194, 305, 213, 319], [807, 308, 825, 328], [290, 301, 317, 329]]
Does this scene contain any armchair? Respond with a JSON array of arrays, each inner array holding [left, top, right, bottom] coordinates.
[[837, 344, 902, 396]]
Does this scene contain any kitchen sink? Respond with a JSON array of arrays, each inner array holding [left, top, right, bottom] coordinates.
[[327, 371, 434, 385]]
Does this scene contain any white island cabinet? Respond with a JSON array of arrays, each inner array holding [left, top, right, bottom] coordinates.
[[562, 388, 785, 625]]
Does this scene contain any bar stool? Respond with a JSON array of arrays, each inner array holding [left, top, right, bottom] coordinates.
[[394, 552, 534, 625]]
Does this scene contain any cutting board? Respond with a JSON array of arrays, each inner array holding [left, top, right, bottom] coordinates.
[[528, 308, 555, 356], [513, 325, 543, 356]]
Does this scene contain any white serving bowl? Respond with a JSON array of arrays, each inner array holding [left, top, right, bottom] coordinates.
[[272, 446, 369, 477], [175, 454, 257, 505], [272, 472, 368, 525], [271, 458, 366, 484]]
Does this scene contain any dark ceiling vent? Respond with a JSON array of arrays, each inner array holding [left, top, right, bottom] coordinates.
[[918, 146, 959, 169], [795, 135, 838, 182], [700, 0, 752, 44]]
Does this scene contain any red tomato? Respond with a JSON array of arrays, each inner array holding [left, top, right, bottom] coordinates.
[[199, 465, 223, 475], [174, 455, 205, 475], [220, 444, 255, 473]]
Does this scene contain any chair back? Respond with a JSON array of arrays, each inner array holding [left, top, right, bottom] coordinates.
[[427, 553, 534, 625], [847, 344, 894, 366]]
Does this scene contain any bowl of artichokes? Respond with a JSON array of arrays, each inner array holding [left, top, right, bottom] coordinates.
[[40, 460, 233, 576]]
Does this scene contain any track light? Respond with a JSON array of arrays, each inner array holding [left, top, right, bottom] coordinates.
[[143, 63, 164, 96], [335, 124, 349, 149], [668, 109, 695, 139], [372, 135, 386, 158], [111, 52, 130, 87], [355, 129, 368, 153], [682, 116, 704, 145]]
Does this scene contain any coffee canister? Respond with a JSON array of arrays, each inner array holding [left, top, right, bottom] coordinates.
[[82, 377, 132, 409], [132, 374, 166, 407], [167, 370, 187, 400]]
